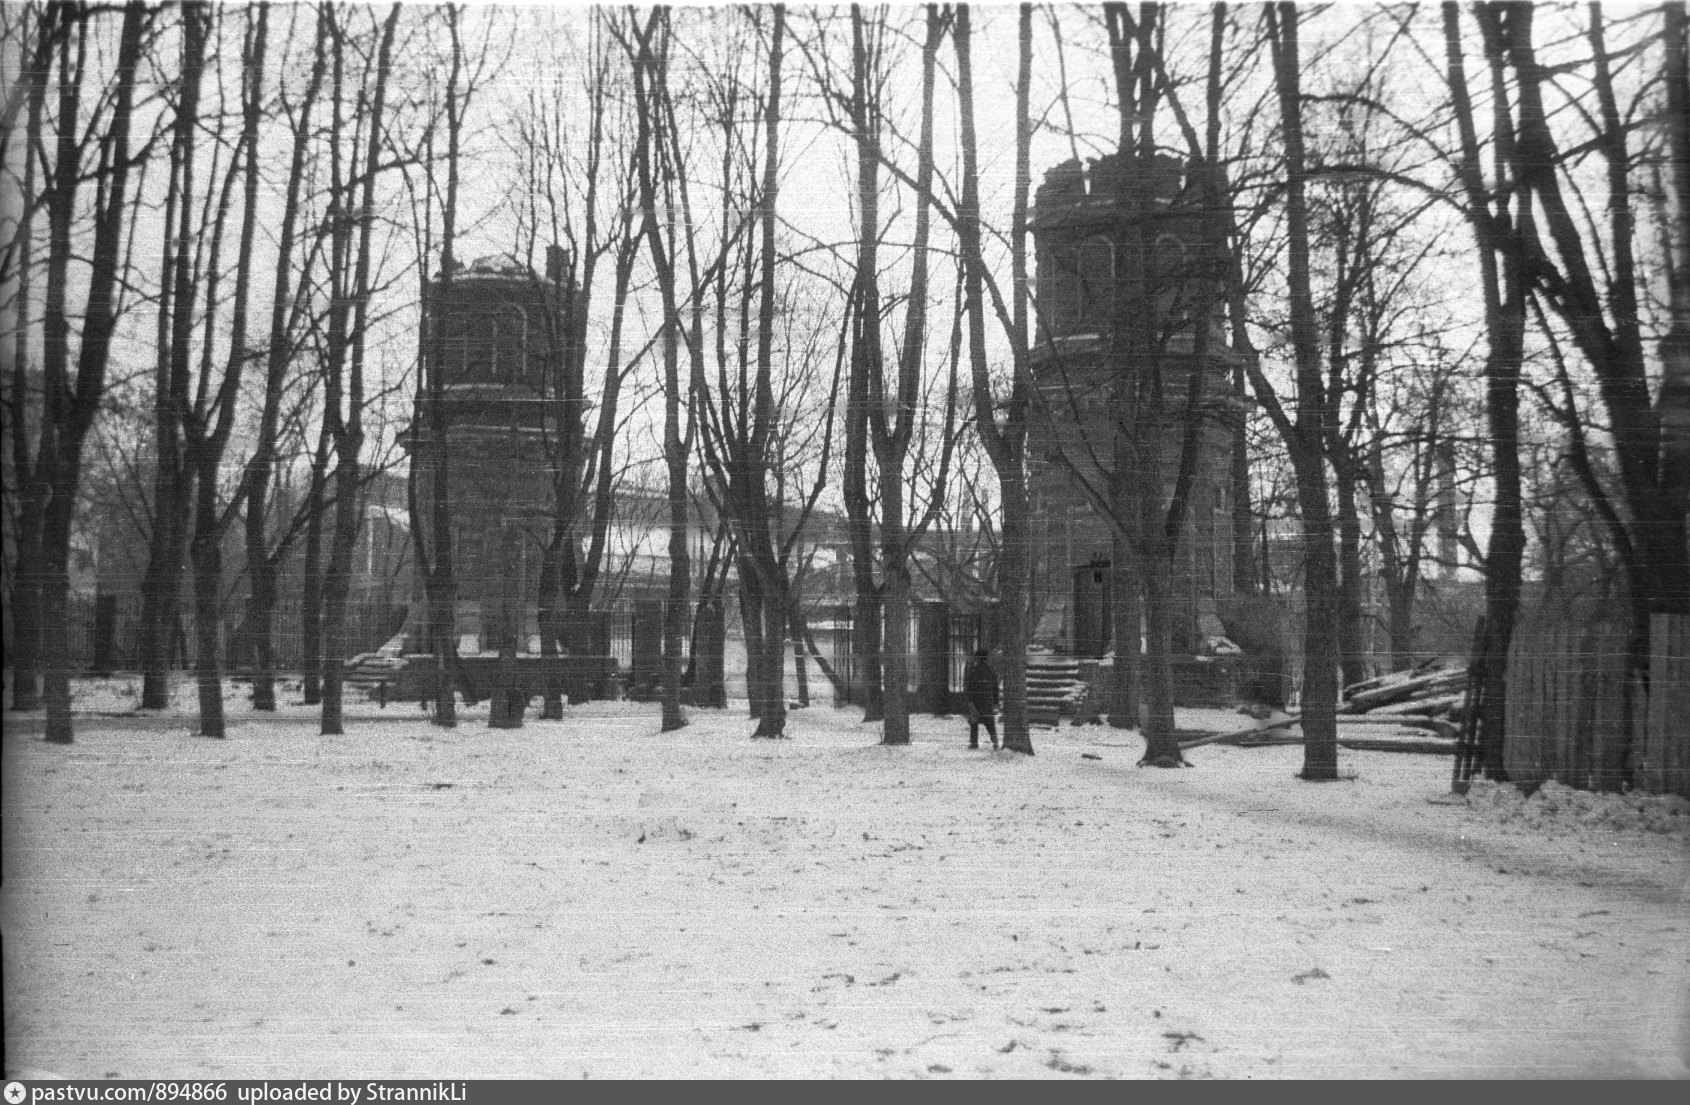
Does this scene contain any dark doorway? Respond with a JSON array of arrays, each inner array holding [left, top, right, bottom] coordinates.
[[1072, 558, 1112, 658]]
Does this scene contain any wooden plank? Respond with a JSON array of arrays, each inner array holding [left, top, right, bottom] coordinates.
[[1553, 623, 1576, 786], [1675, 616, 1690, 798], [1589, 626, 1626, 792], [1648, 614, 1690, 799], [1509, 622, 1552, 786], [1678, 617, 1690, 798]]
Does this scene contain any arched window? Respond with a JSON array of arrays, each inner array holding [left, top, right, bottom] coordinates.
[[461, 313, 500, 382], [1076, 236, 1115, 327], [492, 306, 529, 384], [1154, 232, 1188, 275], [436, 310, 470, 385], [439, 307, 531, 385]]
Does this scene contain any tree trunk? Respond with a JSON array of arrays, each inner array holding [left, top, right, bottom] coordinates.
[[189, 465, 226, 738], [137, 473, 188, 709], [7, 12, 47, 712], [660, 480, 689, 732], [852, 591, 883, 720], [1137, 546, 1181, 765], [996, 470, 1034, 756], [425, 311, 457, 727], [879, 536, 912, 745], [1266, 2, 1340, 780], [739, 561, 767, 718], [1107, 540, 1140, 728], [426, 6, 468, 729], [318, 448, 359, 736], [1290, 454, 1343, 780], [789, 602, 810, 709], [246, 551, 280, 710], [1386, 576, 1418, 672], [300, 404, 331, 705], [536, 539, 564, 718], [10, 502, 45, 710], [1133, 414, 1181, 764], [1335, 473, 1367, 690], [842, 8, 883, 728], [1229, 366, 1257, 598], [488, 526, 525, 729], [39, 480, 77, 743]]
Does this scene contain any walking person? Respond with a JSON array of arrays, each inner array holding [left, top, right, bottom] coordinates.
[[963, 647, 1000, 750]]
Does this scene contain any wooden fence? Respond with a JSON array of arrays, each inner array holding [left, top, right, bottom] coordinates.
[[1504, 613, 1689, 798], [1641, 614, 1690, 798], [62, 592, 409, 675]]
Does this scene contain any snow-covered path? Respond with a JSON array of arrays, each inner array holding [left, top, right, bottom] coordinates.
[[4, 698, 1686, 1079]]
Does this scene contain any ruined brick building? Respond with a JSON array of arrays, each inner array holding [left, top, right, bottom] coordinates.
[[1026, 152, 1249, 661], [405, 252, 573, 654]]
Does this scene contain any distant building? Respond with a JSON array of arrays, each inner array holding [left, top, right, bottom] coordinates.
[[405, 252, 573, 653], [401, 254, 849, 656], [1026, 152, 1249, 658]]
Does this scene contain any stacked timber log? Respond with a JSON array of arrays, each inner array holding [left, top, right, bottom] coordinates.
[[1175, 657, 1471, 753], [1340, 657, 1470, 727]]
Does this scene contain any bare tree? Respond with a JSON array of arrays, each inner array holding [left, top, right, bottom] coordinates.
[[955, 1, 1034, 755], [508, 11, 641, 719], [680, 6, 795, 736], [1250, 2, 1341, 780], [826, 5, 960, 743], [1442, 0, 1531, 785], [1662, 0, 1690, 478], [1030, 3, 1237, 765], [3, 1, 52, 712], [184, 3, 270, 738], [1505, 5, 1688, 647], [238, 3, 326, 714], [38, 0, 152, 742], [625, 7, 691, 732], [318, 2, 401, 736], [398, 2, 494, 728], [839, 5, 887, 727], [1361, 355, 1461, 669], [136, 3, 212, 712]]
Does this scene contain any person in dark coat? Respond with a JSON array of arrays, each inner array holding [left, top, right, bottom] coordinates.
[[962, 647, 1000, 750]]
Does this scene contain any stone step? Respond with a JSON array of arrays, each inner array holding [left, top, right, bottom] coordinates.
[[1020, 656, 1089, 728]]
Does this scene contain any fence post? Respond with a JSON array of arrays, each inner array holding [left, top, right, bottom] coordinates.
[[1590, 626, 1630, 792]]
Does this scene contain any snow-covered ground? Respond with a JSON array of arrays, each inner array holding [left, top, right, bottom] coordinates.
[[3, 680, 1687, 1079]]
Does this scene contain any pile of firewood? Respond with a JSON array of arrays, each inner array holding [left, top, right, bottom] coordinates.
[[1341, 657, 1470, 724]]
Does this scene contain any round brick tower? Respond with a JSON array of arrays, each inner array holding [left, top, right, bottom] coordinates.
[[1026, 152, 1248, 669], [406, 252, 574, 656]]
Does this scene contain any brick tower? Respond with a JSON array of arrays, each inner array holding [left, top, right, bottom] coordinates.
[[1026, 153, 1247, 663], [406, 250, 575, 656]]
